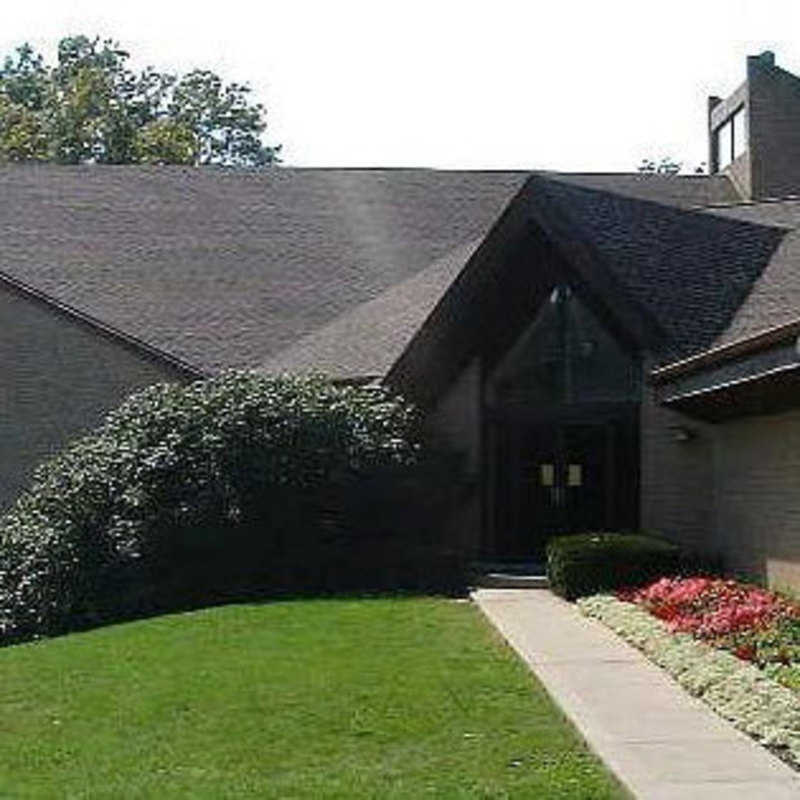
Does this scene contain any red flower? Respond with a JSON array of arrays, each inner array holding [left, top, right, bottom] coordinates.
[[618, 576, 800, 644], [734, 644, 756, 662]]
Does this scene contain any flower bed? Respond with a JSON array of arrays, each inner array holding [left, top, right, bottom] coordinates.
[[578, 576, 800, 770], [618, 577, 800, 674], [578, 594, 800, 767]]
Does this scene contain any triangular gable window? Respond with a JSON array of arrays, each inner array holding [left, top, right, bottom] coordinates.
[[489, 285, 640, 409]]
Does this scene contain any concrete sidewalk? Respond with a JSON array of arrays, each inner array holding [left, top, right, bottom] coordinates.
[[473, 588, 800, 800]]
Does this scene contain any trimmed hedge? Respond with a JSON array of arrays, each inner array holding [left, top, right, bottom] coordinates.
[[546, 532, 684, 600], [0, 372, 466, 645]]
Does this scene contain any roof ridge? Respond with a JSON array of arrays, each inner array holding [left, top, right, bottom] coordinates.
[[540, 170, 720, 180], [534, 172, 796, 215], [0, 163, 533, 176], [692, 193, 800, 210], [280, 166, 533, 173]]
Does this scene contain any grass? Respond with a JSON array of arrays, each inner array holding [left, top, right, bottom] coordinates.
[[0, 597, 623, 799]]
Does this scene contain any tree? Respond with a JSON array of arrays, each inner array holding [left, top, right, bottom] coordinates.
[[0, 43, 50, 161], [170, 70, 272, 166], [636, 156, 707, 175], [0, 35, 280, 166], [133, 119, 198, 165], [637, 156, 682, 175]]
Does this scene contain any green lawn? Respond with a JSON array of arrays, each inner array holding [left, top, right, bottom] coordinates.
[[0, 597, 623, 799]]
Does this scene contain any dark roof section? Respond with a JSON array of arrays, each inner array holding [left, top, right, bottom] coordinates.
[[262, 172, 743, 381], [692, 200, 800, 348], [536, 171, 740, 208], [259, 238, 484, 379], [0, 165, 529, 374], [533, 176, 788, 362], [4, 164, 794, 395], [386, 172, 789, 406]]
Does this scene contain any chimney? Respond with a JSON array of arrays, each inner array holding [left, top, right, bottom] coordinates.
[[709, 51, 800, 200], [707, 96, 722, 174], [751, 50, 775, 69]]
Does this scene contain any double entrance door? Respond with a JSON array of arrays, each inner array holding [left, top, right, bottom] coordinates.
[[490, 412, 638, 562]]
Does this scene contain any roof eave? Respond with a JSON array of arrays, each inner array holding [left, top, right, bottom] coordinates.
[[651, 318, 800, 383], [0, 268, 209, 381], [661, 361, 800, 422]]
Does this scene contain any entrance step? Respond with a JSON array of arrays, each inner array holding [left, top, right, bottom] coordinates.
[[476, 572, 549, 589]]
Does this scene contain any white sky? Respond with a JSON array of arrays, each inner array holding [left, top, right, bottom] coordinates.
[[3, 0, 800, 171]]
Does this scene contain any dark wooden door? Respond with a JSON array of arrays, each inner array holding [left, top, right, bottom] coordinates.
[[491, 414, 637, 562], [560, 424, 608, 533]]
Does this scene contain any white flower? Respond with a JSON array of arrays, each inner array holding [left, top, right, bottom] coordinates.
[[577, 595, 800, 766]]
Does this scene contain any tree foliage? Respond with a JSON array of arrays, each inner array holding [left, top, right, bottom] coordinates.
[[0, 36, 280, 166], [637, 156, 707, 175], [637, 156, 682, 175]]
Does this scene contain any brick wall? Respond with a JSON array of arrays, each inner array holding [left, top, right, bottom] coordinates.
[[711, 52, 800, 200], [747, 55, 800, 200], [423, 357, 482, 556], [713, 408, 800, 590], [0, 286, 189, 510], [643, 364, 800, 592], [640, 375, 715, 552]]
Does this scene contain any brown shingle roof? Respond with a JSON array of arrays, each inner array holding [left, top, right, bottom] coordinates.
[[259, 238, 484, 378], [689, 199, 800, 348], [536, 171, 739, 208], [4, 164, 797, 388], [533, 175, 788, 362], [0, 165, 528, 374]]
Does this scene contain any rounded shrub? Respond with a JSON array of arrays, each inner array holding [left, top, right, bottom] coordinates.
[[546, 532, 686, 600], [0, 372, 428, 644]]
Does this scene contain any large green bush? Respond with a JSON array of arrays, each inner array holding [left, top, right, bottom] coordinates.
[[0, 372, 446, 644], [546, 532, 685, 600]]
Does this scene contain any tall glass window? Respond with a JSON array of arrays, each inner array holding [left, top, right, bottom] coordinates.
[[489, 285, 640, 409], [715, 106, 747, 171], [718, 119, 733, 170]]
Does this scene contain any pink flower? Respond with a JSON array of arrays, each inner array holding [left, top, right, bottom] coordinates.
[[618, 576, 799, 643]]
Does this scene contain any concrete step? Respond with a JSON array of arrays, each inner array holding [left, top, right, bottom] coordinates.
[[477, 573, 549, 589]]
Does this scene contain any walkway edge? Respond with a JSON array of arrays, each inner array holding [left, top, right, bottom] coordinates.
[[473, 588, 800, 800]]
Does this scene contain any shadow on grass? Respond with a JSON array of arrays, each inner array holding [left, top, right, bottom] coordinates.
[[3, 555, 472, 649]]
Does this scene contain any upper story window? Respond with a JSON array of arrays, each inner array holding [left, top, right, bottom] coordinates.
[[716, 106, 747, 170], [733, 107, 747, 158]]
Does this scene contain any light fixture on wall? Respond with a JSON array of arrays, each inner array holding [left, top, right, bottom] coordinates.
[[668, 425, 696, 442]]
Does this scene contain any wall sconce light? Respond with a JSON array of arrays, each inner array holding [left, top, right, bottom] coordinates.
[[669, 425, 696, 442]]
